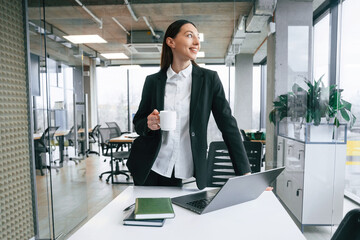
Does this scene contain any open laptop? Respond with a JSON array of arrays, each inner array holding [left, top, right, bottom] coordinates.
[[172, 167, 285, 214]]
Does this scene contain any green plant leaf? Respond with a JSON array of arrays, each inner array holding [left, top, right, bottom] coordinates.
[[351, 114, 357, 128], [340, 108, 350, 121], [292, 83, 306, 93], [269, 109, 276, 125], [342, 99, 352, 111]]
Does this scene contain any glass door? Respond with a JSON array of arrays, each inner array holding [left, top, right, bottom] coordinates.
[[27, 1, 88, 239]]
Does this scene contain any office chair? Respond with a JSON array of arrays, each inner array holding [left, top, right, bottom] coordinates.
[[66, 125, 85, 164], [34, 126, 60, 176], [243, 141, 263, 173], [98, 127, 131, 183], [87, 124, 101, 156], [105, 121, 131, 155], [207, 141, 236, 187], [206, 141, 264, 187], [105, 122, 130, 136], [331, 208, 360, 240]]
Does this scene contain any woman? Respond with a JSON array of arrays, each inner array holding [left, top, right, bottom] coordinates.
[[127, 19, 251, 190]]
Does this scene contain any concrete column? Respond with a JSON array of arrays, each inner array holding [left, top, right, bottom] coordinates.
[[83, 59, 99, 128], [265, 0, 313, 169], [234, 53, 253, 130]]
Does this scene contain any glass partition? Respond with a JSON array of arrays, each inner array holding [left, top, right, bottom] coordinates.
[[27, 1, 88, 239]]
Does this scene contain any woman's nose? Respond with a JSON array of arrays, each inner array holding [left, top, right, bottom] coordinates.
[[193, 35, 200, 45]]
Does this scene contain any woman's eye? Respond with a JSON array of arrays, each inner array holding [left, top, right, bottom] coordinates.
[[187, 34, 193, 38]]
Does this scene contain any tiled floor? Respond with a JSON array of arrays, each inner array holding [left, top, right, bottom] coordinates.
[[35, 146, 360, 240]]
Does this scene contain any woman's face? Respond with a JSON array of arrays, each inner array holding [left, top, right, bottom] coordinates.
[[167, 23, 201, 62]]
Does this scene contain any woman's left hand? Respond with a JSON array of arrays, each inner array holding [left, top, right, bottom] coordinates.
[[243, 172, 272, 191]]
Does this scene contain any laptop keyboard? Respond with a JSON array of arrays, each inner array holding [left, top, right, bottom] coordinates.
[[187, 197, 213, 210]]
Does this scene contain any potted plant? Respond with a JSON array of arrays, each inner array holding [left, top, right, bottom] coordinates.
[[269, 76, 356, 140]]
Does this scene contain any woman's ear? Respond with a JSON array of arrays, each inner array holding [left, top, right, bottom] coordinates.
[[166, 37, 175, 49]]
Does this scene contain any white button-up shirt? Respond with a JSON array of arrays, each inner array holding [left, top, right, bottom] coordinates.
[[151, 64, 193, 179]]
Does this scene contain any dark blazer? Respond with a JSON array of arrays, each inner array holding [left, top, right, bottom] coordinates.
[[127, 64, 251, 190]]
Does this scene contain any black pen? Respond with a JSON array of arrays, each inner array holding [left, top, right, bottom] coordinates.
[[123, 203, 135, 212]]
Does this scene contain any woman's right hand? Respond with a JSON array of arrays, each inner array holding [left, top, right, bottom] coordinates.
[[147, 109, 160, 131]]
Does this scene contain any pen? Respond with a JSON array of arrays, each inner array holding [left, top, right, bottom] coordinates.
[[123, 203, 135, 212]]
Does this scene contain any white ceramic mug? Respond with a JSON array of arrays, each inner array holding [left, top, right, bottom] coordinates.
[[160, 111, 176, 131]]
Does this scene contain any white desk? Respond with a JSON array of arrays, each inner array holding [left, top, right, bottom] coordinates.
[[68, 186, 305, 240]]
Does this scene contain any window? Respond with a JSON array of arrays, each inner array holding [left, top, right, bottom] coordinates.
[[313, 13, 330, 85], [129, 66, 160, 131], [339, 0, 360, 202], [96, 66, 129, 132], [204, 65, 235, 143]]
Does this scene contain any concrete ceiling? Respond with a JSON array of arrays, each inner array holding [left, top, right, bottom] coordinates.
[[27, 0, 324, 66]]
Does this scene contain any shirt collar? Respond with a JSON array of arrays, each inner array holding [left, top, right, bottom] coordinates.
[[167, 63, 193, 80]]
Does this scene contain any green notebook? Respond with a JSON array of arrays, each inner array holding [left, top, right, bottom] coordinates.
[[134, 197, 175, 220]]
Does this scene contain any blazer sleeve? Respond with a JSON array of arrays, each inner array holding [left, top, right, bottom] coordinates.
[[133, 76, 154, 136], [210, 72, 251, 175]]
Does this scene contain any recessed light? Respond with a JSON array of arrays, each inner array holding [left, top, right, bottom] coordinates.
[[199, 33, 204, 42], [63, 35, 107, 44], [101, 53, 129, 59], [197, 51, 205, 58]]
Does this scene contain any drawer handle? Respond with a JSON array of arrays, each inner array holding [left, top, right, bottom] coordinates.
[[287, 180, 292, 187], [298, 150, 304, 160], [296, 189, 302, 196]]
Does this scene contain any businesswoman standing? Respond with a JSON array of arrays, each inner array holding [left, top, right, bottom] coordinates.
[[127, 19, 251, 190]]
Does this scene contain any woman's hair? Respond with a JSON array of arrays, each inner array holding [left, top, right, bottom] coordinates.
[[160, 19, 198, 71]]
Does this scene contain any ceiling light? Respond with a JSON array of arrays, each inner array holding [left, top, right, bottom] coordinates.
[[199, 33, 204, 42], [120, 65, 141, 69], [101, 53, 129, 59], [197, 51, 205, 58], [63, 35, 107, 44]]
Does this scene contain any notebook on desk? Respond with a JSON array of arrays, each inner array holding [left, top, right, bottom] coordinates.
[[172, 167, 285, 214]]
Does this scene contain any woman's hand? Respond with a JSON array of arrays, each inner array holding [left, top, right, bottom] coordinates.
[[243, 172, 272, 191], [147, 109, 160, 131]]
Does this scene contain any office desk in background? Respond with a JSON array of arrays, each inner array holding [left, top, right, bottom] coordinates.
[[68, 186, 305, 240], [33, 130, 70, 163]]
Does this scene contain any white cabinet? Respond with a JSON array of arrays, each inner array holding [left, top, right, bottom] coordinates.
[[276, 135, 346, 228]]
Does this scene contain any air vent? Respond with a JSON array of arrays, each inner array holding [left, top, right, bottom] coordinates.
[[123, 43, 162, 54]]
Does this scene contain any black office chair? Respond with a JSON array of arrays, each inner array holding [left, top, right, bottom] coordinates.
[[34, 126, 60, 176], [66, 125, 85, 164], [105, 122, 130, 152], [206, 141, 264, 187], [98, 127, 131, 183], [331, 208, 360, 240], [87, 124, 101, 156], [243, 141, 263, 173], [105, 122, 130, 136], [207, 141, 236, 187]]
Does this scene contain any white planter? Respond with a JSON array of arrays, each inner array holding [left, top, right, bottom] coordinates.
[[307, 124, 335, 142]]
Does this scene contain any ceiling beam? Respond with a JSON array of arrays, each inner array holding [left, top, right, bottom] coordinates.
[[28, 0, 252, 7]]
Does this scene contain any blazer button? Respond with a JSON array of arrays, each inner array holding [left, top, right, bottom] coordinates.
[[191, 132, 195, 137]]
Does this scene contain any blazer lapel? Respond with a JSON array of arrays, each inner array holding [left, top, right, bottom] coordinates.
[[156, 70, 167, 111], [190, 64, 204, 125]]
